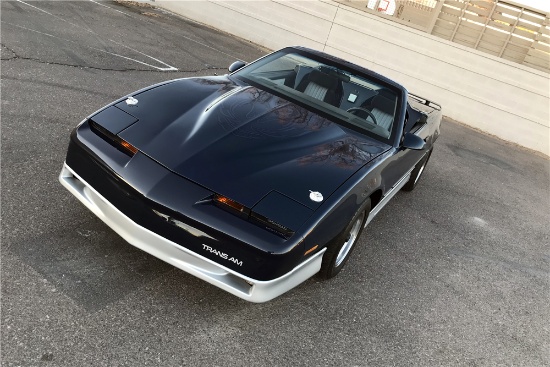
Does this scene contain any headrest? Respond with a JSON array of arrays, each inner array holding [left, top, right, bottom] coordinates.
[[307, 69, 340, 88], [318, 66, 351, 82]]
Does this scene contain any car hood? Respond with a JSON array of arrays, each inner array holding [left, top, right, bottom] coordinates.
[[116, 77, 390, 210]]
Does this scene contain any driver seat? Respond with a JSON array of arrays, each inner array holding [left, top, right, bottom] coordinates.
[[296, 69, 342, 107], [366, 93, 395, 131]]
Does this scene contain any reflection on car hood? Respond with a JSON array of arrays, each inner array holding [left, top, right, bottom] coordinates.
[[116, 76, 390, 209]]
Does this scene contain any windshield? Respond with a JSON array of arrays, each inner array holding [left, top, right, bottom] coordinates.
[[233, 50, 400, 141]]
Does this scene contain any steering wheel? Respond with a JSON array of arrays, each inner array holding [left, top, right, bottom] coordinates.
[[346, 107, 378, 125]]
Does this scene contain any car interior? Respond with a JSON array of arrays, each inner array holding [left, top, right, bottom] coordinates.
[[243, 58, 399, 139]]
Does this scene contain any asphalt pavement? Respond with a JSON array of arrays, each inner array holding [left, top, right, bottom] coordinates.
[[1, 1, 549, 366]]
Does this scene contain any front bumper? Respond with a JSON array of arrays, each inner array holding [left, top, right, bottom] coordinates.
[[59, 163, 326, 303]]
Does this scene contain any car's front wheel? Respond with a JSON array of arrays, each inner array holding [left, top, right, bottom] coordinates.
[[319, 199, 370, 279]]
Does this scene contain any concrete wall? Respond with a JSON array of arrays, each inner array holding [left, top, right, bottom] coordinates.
[[157, 0, 550, 156]]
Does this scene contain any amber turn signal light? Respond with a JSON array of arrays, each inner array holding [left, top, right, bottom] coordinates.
[[120, 139, 138, 155], [215, 195, 247, 213], [304, 245, 318, 256], [89, 120, 139, 157]]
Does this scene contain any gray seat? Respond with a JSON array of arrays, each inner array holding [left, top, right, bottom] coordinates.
[[366, 93, 396, 131], [296, 69, 343, 107]]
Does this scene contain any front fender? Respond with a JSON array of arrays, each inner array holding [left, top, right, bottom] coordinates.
[[297, 149, 392, 258]]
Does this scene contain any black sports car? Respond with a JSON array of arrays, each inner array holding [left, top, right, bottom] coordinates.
[[59, 47, 441, 302]]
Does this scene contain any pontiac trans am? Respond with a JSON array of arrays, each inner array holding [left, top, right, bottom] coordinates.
[[59, 47, 441, 302]]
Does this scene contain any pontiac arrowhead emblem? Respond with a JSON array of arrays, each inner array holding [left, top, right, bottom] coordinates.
[[125, 96, 138, 106]]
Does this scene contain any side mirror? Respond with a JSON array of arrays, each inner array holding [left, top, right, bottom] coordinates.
[[228, 61, 246, 73], [402, 132, 425, 150]]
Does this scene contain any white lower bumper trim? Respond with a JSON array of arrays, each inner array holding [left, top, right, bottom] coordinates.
[[59, 163, 325, 303]]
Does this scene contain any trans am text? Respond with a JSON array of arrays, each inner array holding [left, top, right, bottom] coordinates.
[[202, 244, 243, 267]]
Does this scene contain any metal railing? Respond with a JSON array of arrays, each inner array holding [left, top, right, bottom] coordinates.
[[337, 0, 550, 72]]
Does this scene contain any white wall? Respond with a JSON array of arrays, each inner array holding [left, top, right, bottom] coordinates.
[[157, 0, 550, 156]]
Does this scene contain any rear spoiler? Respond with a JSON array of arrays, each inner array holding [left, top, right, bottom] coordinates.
[[408, 93, 442, 111]]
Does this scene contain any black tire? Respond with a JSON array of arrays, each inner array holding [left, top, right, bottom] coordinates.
[[319, 198, 371, 279], [402, 148, 432, 192]]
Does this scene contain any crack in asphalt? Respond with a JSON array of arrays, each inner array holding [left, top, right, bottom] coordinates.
[[1, 43, 17, 60], [0, 43, 225, 73]]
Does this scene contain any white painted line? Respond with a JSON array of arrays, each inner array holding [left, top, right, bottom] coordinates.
[[107, 39, 178, 71], [2, 22, 177, 71], [13, 0, 178, 71], [15, 0, 95, 35], [86, 0, 246, 63], [87, 0, 132, 17]]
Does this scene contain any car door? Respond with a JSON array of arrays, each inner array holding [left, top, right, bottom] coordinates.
[[379, 105, 428, 193]]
